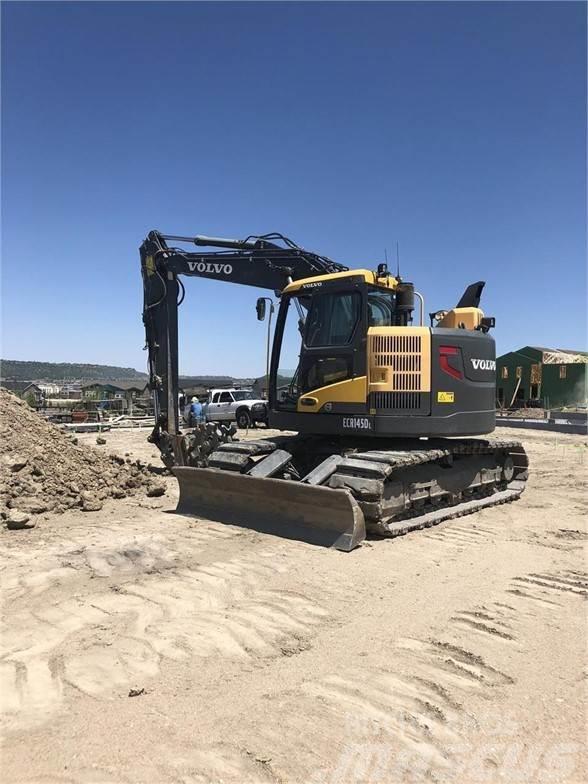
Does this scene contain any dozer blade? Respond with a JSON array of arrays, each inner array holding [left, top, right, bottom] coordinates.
[[174, 467, 366, 551]]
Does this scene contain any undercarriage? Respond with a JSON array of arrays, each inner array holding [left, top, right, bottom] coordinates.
[[169, 425, 529, 551]]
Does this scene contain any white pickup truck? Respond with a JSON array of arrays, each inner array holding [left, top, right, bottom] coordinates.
[[202, 388, 268, 429]]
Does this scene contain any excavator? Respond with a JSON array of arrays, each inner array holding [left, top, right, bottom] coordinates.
[[141, 230, 528, 550]]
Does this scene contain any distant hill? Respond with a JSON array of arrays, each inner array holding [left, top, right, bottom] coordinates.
[[0, 359, 148, 382], [179, 375, 255, 387]]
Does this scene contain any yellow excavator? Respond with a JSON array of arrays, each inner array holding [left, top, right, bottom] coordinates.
[[141, 230, 528, 550]]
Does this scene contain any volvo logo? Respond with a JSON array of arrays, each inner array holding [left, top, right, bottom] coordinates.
[[471, 359, 496, 371], [187, 261, 233, 275]]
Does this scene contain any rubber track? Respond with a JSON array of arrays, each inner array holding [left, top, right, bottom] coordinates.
[[342, 439, 529, 538]]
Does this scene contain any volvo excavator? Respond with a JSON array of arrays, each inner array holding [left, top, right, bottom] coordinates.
[[141, 230, 528, 550]]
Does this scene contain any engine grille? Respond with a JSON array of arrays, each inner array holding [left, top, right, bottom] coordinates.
[[370, 333, 422, 391], [370, 391, 423, 410], [368, 327, 430, 413]]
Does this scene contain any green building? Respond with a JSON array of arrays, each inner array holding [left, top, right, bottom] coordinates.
[[496, 346, 588, 409]]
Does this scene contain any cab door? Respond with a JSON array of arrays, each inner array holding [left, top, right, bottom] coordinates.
[[207, 392, 221, 420], [297, 281, 367, 409], [216, 391, 234, 420], [208, 391, 232, 421]]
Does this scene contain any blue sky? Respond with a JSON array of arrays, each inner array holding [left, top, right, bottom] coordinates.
[[2, 1, 586, 376]]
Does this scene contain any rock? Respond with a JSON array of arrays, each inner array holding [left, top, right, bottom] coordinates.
[[146, 482, 166, 498], [6, 511, 35, 530], [9, 457, 28, 472], [12, 496, 51, 514], [111, 487, 126, 499], [28, 501, 50, 514], [96, 436, 107, 445], [80, 491, 103, 512]]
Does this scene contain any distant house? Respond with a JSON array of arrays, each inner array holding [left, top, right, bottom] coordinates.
[[496, 347, 588, 409], [1, 380, 32, 396], [81, 380, 150, 412], [58, 382, 82, 399], [82, 382, 121, 401], [23, 383, 44, 405], [0, 380, 44, 405], [37, 383, 61, 397]]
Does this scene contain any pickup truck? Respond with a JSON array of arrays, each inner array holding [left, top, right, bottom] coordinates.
[[202, 389, 268, 429]]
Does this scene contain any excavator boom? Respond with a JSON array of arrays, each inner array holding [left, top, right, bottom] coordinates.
[[141, 230, 347, 441]]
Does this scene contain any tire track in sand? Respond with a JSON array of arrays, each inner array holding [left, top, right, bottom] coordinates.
[[1, 542, 327, 731], [507, 569, 588, 606], [4, 743, 276, 784], [230, 569, 586, 783], [230, 631, 515, 783]]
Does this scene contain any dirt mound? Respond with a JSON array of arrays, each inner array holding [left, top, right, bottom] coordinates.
[[0, 390, 165, 521]]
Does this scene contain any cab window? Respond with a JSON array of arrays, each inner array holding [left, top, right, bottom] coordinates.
[[219, 392, 233, 403], [368, 290, 395, 326], [305, 291, 361, 347], [301, 356, 350, 393], [211, 393, 220, 403]]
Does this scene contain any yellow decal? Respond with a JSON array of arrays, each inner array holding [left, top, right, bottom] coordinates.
[[145, 255, 156, 276], [437, 391, 455, 403]]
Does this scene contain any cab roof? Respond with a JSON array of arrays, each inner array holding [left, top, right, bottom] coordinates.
[[282, 268, 399, 295]]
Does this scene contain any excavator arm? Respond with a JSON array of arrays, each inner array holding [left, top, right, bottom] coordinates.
[[141, 230, 347, 447]]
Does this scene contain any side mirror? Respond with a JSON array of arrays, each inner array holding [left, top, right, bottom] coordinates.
[[256, 297, 266, 321]]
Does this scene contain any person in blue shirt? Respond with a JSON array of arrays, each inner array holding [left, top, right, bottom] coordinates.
[[189, 396, 204, 426]]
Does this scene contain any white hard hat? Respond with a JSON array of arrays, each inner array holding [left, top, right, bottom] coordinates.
[[191, 396, 198, 402]]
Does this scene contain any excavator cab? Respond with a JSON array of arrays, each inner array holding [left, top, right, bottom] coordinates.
[[269, 268, 411, 415], [267, 271, 497, 439]]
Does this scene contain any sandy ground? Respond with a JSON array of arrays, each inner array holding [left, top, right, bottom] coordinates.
[[1, 426, 586, 784]]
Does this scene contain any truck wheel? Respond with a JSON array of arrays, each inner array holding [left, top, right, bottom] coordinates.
[[236, 409, 252, 429]]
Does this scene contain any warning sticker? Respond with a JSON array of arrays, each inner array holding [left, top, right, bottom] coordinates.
[[437, 391, 455, 403]]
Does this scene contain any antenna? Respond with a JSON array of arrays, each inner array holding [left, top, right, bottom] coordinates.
[[396, 242, 401, 278], [384, 248, 388, 265]]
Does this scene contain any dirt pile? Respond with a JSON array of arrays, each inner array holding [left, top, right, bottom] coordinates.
[[502, 407, 546, 419], [0, 390, 165, 522]]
